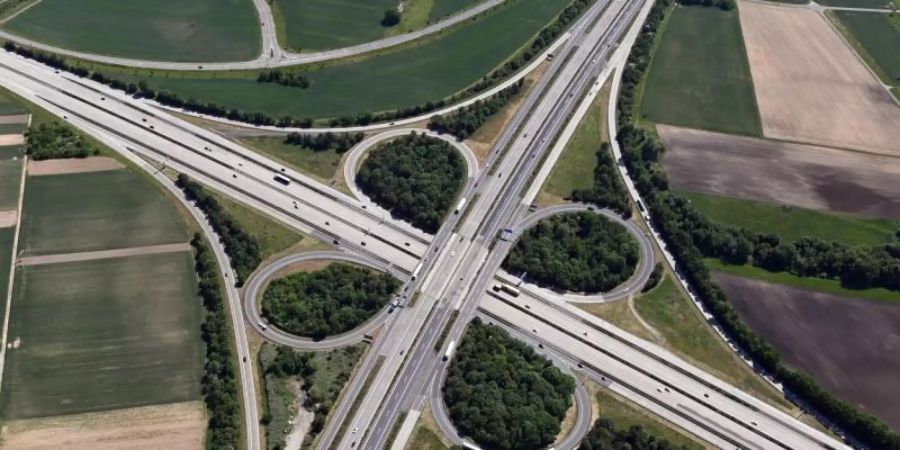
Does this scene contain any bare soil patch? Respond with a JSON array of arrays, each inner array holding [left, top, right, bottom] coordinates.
[[26, 156, 123, 176], [0, 210, 16, 228], [0, 134, 24, 146], [659, 125, 900, 219], [0, 114, 29, 125], [713, 272, 900, 430], [738, 1, 900, 155], [0, 401, 206, 450]]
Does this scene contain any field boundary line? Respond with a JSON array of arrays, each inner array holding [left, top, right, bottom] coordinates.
[[18, 242, 192, 266], [0, 0, 39, 24], [0, 153, 26, 394]]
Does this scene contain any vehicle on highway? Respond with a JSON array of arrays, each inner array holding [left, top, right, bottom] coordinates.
[[493, 283, 520, 297], [455, 197, 467, 214], [258, 321, 268, 331], [500, 228, 515, 241], [273, 174, 291, 186], [443, 340, 456, 361], [411, 261, 424, 281]]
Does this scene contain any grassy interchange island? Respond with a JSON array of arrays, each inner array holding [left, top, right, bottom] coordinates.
[[261, 263, 400, 340], [355, 133, 466, 234], [503, 212, 640, 293]]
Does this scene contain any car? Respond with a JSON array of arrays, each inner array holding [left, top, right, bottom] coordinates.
[[352, 427, 358, 434], [243, 356, 247, 362]]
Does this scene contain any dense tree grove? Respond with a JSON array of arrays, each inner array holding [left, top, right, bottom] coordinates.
[[355, 133, 466, 233], [261, 263, 400, 340], [2, 0, 593, 129], [443, 319, 575, 450], [24, 122, 99, 160], [617, 1, 900, 448], [579, 418, 689, 450], [176, 175, 261, 286], [504, 212, 640, 293], [284, 131, 364, 152], [257, 70, 311, 89], [190, 234, 241, 449], [428, 79, 524, 140], [571, 142, 631, 216]]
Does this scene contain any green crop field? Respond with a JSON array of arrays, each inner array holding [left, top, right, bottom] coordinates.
[[0, 123, 27, 134], [3, 0, 260, 62], [430, 0, 484, 20], [0, 228, 13, 336], [707, 259, 900, 305], [832, 11, 900, 86], [276, 0, 397, 50], [682, 192, 900, 247], [114, 0, 571, 120], [0, 252, 202, 419], [0, 160, 22, 210], [0, 91, 25, 115], [19, 169, 189, 256], [0, 146, 21, 160], [640, 5, 761, 136]]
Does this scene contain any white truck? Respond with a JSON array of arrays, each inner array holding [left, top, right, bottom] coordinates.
[[443, 340, 456, 361]]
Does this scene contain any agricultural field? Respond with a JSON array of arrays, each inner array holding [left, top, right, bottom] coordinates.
[[818, 0, 898, 8], [738, 1, 900, 155], [0, 228, 13, 331], [430, 0, 484, 20], [1, 252, 202, 419], [2, 0, 260, 62], [111, 0, 571, 119], [831, 11, 900, 87], [19, 169, 189, 255], [659, 125, 900, 220], [276, 0, 397, 50], [0, 159, 22, 211], [682, 192, 900, 247], [639, 5, 761, 136], [0, 401, 206, 450], [714, 272, 900, 430]]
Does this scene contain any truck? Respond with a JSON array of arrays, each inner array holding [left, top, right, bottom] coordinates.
[[411, 262, 424, 281], [454, 197, 467, 214], [273, 174, 291, 186], [493, 283, 520, 297], [443, 340, 456, 361], [499, 227, 514, 241]]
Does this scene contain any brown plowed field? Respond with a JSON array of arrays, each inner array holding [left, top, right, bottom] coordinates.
[[27, 157, 124, 176], [738, 1, 900, 156], [659, 125, 900, 219], [0, 401, 206, 450], [713, 272, 900, 430]]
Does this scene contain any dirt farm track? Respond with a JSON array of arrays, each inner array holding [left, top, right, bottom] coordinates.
[[714, 272, 900, 430], [658, 125, 900, 219], [738, 1, 900, 156]]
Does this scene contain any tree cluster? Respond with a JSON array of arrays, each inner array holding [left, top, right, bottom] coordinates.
[[175, 174, 261, 286], [678, 0, 735, 10], [571, 142, 632, 216], [443, 319, 576, 450], [355, 133, 466, 233], [579, 418, 689, 450], [428, 79, 524, 140], [257, 70, 311, 89], [504, 212, 640, 293], [382, 9, 401, 27], [642, 262, 664, 293], [615, 2, 900, 447], [284, 131, 364, 152], [2, 0, 593, 130], [261, 263, 400, 340], [190, 234, 241, 449], [24, 122, 99, 160]]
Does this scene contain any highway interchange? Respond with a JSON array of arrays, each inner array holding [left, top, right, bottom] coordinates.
[[0, 0, 862, 449]]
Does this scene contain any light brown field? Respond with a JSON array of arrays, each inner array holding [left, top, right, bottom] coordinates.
[[0, 210, 17, 228], [27, 156, 124, 176], [0, 134, 24, 146], [659, 124, 900, 219], [0, 114, 29, 125], [738, 1, 900, 155], [0, 401, 206, 450], [17, 242, 192, 266]]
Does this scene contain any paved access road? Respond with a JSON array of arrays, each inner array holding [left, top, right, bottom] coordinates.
[[0, 0, 505, 70], [241, 251, 405, 351]]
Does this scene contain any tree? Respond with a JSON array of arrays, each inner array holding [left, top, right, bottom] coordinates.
[[382, 9, 401, 27]]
